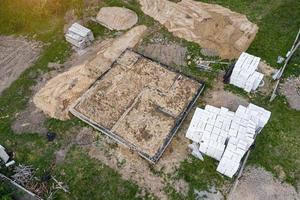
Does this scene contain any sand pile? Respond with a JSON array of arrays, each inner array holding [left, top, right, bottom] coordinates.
[[96, 7, 138, 30], [138, 0, 258, 59], [33, 25, 147, 120]]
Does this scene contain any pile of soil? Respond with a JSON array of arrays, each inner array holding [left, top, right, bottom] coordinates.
[[0, 36, 41, 94], [138, 0, 258, 59], [96, 7, 138, 30], [33, 25, 147, 120]]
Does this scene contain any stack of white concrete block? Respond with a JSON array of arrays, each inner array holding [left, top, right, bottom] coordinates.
[[186, 104, 271, 178], [65, 23, 94, 49], [230, 52, 264, 92]]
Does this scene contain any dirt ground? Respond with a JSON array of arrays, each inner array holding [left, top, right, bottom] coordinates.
[[96, 7, 138, 30], [0, 36, 41, 94], [73, 50, 202, 159], [204, 74, 249, 111], [11, 100, 48, 135], [138, 0, 258, 59], [229, 166, 300, 200], [280, 76, 300, 111], [33, 25, 147, 120], [11, 38, 118, 135], [137, 43, 187, 67], [88, 123, 191, 200], [257, 61, 276, 95]]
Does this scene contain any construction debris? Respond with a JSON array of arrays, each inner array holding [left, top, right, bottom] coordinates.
[[186, 104, 271, 178], [65, 23, 94, 49], [270, 28, 300, 102], [34, 25, 147, 120], [138, 0, 258, 59], [12, 165, 35, 186], [70, 49, 204, 163], [96, 7, 138, 30], [230, 52, 264, 92], [0, 145, 9, 164]]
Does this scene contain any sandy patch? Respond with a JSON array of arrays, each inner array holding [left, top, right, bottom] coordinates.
[[229, 166, 300, 200], [33, 25, 147, 120], [96, 7, 138, 30], [138, 0, 258, 59], [0, 36, 41, 95]]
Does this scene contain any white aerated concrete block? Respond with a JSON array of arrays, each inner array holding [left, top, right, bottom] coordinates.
[[229, 52, 263, 92], [185, 104, 271, 178]]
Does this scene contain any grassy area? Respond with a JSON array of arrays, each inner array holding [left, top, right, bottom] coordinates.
[[0, 0, 300, 199], [248, 96, 300, 186], [54, 147, 144, 200]]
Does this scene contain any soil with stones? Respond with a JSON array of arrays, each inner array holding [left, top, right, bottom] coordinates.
[[204, 74, 249, 111], [137, 43, 187, 67], [55, 127, 95, 165], [12, 100, 48, 135], [229, 166, 300, 200], [280, 76, 300, 110], [257, 61, 276, 95], [0, 36, 42, 95], [88, 123, 192, 200]]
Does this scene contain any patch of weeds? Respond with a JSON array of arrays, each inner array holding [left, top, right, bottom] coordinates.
[[54, 147, 142, 200], [247, 95, 300, 187], [164, 184, 185, 200], [177, 156, 227, 200], [85, 20, 117, 39], [224, 84, 249, 97], [0, 181, 14, 200]]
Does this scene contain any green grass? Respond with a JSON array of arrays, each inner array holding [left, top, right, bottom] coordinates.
[[177, 156, 227, 199], [248, 96, 300, 186], [54, 147, 143, 200]]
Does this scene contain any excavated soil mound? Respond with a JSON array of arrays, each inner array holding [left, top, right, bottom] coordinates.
[[96, 7, 138, 30], [138, 0, 258, 59], [280, 76, 300, 110], [0, 36, 41, 94], [33, 25, 147, 120]]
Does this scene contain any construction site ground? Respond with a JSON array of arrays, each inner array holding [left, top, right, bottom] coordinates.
[[72, 50, 202, 160], [0, 0, 300, 200]]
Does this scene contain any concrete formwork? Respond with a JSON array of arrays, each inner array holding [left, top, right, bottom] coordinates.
[[70, 49, 204, 163]]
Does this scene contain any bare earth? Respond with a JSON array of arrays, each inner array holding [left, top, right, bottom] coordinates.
[[280, 76, 300, 111], [138, 0, 258, 59], [230, 166, 300, 200], [137, 43, 187, 67], [72, 50, 202, 160], [88, 124, 192, 200], [96, 7, 138, 30], [0, 36, 41, 94], [204, 74, 249, 111], [33, 25, 147, 120]]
